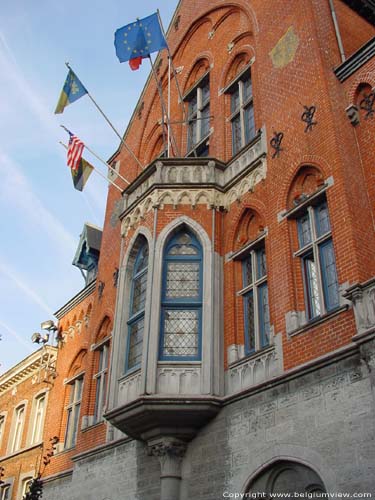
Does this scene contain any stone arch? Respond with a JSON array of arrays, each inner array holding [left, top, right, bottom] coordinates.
[[95, 316, 112, 343], [183, 56, 211, 95], [245, 459, 327, 495], [239, 445, 337, 494], [232, 207, 265, 250], [68, 349, 87, 379], [277, 157, 329, 212], [221, 48, 255, 89], [286, 165, 325, 210]]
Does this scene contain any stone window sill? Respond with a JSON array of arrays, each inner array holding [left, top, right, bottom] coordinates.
[[288, 305, 348, 338], [228, 344, 275, 369]]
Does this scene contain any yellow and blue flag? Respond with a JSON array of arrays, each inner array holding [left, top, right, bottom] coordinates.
[[54, 69, 88, 114], [71, 157, 94, 191], [114, 12, 167, 68]]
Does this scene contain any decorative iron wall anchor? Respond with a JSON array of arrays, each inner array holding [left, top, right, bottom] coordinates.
[[359, 91, 375, 119], [270, 131, 284, 158], [301, 105, 317, 132]]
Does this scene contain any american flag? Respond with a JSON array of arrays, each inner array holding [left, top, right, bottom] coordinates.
[[67, 133, 84, 171]]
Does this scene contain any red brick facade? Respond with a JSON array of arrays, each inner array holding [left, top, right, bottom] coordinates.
[[5, 1, 375, 496]]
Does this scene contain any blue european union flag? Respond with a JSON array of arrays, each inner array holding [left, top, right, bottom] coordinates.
[[114, 12, 168, 63]]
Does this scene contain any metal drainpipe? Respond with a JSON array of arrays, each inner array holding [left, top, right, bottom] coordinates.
[[142, 205, 158, 394], [328, 0, 346, 63], [210, 205, 216, 395]]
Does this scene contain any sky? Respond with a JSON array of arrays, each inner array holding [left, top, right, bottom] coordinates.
[[0, 0, 178, 374]]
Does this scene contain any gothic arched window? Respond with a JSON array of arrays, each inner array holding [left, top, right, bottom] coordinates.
[[159, 229, 203, 361], [125, 243, 149, 372]]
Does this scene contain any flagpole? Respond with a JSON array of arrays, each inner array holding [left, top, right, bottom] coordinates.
[[156, 10, 197, 158], [148, 55, 180, 157], [65, 63, 145, 171], [59, 142, 123, 192], [60, 125, 130, 185], [167, 55, 171, 157]]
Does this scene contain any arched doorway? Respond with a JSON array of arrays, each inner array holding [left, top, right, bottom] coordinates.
[[247, 460, 326, 498]]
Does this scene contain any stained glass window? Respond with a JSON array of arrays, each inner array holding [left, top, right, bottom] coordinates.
[[126, 242, 149, 372], [159, 229, 202, 360]]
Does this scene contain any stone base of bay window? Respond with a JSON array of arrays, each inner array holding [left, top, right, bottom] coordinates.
[[104, 395, 221, 442]]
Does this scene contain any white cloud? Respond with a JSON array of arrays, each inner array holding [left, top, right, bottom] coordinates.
[[0, 258, 53, 316], [0, 318, 34, 353], [0, 31, 59, 141], [0, 150, 77, 256]]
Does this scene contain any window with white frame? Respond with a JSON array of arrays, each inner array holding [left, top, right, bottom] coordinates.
[[30, 393, 46, 444], [21, 477, 33, 499], [227, 70, 255, 156], [64, 377, 83, 449], [238, 243, 270, 353], [125, 243, 149, 372], [94, 344, 109, 422], [0, 414, 5, 448], [10, 404, 25, 453], [186, 75, 210, 157], [0, 484, 10, 500], [295, 201, 339, 320], [159, 229, 203, 361]]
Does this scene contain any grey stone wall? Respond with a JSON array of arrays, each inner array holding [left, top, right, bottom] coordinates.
[[43, 342, 375, 500]]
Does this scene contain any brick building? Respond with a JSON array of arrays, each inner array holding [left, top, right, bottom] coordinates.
[[0, 346, 57, 500], [39, 0, 375, 498]]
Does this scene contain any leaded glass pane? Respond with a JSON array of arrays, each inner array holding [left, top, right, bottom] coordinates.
[[135, 246, 149, 274], [298, 213, 312, 248], [315, 203, 331, 237], [257, 248, 267, 279], [201, 104, 210, 139], [166, 262, 200, 298], [244, 291, 255, 352], [231, 87, 240, 114], [243, 75, 252, 101], [244, 104, 256, 143], [258, 283, 270, 347], [188, 119, 197, 149], [243, 257, 253, 287], [304, 254, 321, 318], [188, 94, 197, 118], [320, 240, 339, 311], [202, 81, 210, 104], [128, 317, 144, 369], [162, 309, 199, 357], [132, 272, 147, 314], [232, 114, 242, 155]]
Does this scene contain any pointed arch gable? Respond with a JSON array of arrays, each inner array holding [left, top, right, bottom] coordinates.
[[68, 349, 87, 379]]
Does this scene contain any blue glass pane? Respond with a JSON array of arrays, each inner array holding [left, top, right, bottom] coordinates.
[[320, 240, 339, 311], [242, 257, 253, 287], [231, 87, 240, 114], [201, 104, 210, 139], [134, 246, 149, 274], [257, 248, 267, 279], [315, 202, 331, 237], [188, 94, 197, 118], [298, 213, 312, 248], [244, 291, 255, 352], [243, 75, 252, 101], [188, 119, 197, 149], [258, 283, 270, 348], [244, 104, 255, 143], [127, 317, 144, 369], [232, 114, 241, 155], [201, 81, 210, 105], [131, 271, 147, 315]]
